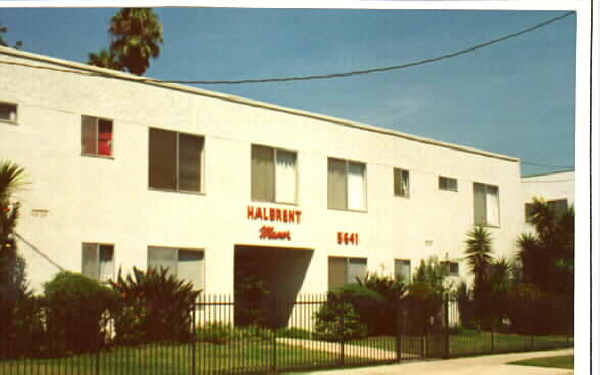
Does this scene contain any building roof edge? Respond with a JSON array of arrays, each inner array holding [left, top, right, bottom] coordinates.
[[0, 46, 520, 163]]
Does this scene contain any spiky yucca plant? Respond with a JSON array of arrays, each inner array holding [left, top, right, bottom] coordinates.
[[110, 267, 201, 344]]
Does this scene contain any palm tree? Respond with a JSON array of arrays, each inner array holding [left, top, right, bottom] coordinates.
[[108, 8, 164, 76], [0, 161, 27, 340], [518, 197, 574, 294], [464, 226, 494, 327], [464, 226, 493, 285], [88, 48, 122, 71]]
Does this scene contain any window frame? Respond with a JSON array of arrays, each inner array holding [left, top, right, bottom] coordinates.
[[327, 157, 368, 212], [327, 256, 367, 290], [148, 128, 205, 194], [473, 182, 501, 227], [394, 259, 411, 283], [393, 168, 410, 198], [250, 144, 299, 205], [438, 176, 458, 192], [81, 242, 115, 282], [0, 101, 18, 125], [81, 115, 114, 158], [147, 246, 206, 290], [441, 261, 459, 276]]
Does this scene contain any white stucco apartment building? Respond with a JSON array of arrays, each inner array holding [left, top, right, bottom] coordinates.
[[0, 46, 525, 304]]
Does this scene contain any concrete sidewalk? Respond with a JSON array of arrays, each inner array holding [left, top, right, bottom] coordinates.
[[293, 348, 574, 375]]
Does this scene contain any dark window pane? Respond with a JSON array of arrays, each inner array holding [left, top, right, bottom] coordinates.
[[473, 183, 487, 225], [549, 199, 568, 218], [394, 168, 409, 197], [149, 128, 177, 190], [525, 203, 534, 223], [0, 103, 17, 122], [81, 116, 97, 154], [251, 145, 275, 201], [327, 158, 347, 209], [178, 134, 203, 192], [347, 258, 367, 284], [82, 243, 98, 279], [148, 246, 177, 277], [328, 257, 347, 290]]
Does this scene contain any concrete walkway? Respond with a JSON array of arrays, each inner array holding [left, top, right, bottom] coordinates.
[[292, 348, 574, 375]]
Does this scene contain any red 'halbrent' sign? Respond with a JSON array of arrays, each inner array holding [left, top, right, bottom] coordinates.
[[260, 226, 291, 240], [247, 205, 302, 224]]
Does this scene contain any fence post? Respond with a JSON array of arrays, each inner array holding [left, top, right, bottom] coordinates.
[[396, 298, 402, 362], [95, 345, 100, 375], [490, 323, 494, 353], [272, 295, 277, 372], [340, 297, 345, 366], [444, 294, 450, 359], [530, 334, 534, 350], [191, 305, 196, 375]]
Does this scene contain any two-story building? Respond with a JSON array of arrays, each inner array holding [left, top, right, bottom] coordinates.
[[0, 46, 525, 307]]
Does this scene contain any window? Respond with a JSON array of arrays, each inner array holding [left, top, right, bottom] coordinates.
[[328, 257, 367, 290], [548, 199, 568, 218], [473, 183, 500, 226], [394, 168, 409, 197], [525, 198, 568, 222], [0, 102, 17, 123], [327, 158, 366, 211], [82, 115, 113, 156], [148, 246, 205, 290], [394, 259, 411, 283], [439, 176, 457, 191], [251, 145, 297, 204], [441, 261, 459, 276], [524, 203, 535, 223], [149, 128, 204, 192], [82, 243, 114, 282]]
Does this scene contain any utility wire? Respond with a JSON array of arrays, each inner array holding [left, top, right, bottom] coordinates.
[[160, 11, 575, 85], [0, 11, 574, 85]]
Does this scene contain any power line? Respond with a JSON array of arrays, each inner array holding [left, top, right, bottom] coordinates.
[[160, 11, 575, 85], [0, 11, 574, 85]]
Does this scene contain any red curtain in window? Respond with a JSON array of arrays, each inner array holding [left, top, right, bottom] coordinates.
[[98, 120, 112, 156]]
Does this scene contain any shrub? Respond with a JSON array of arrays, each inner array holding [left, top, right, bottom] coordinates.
[[110, 267, 201, 345], [356, 274, 406, 335], [456, 281, 476, 329], [401, 281, 444, 335], [44, 272, 116, 355], [313, 288, 369, 341], [234, 274, 271, 327], [506, 283, 542, 334]]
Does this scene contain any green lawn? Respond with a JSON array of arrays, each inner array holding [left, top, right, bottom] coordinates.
[[0, 339, 342, 375], [347, 330, 572, 358], [508, 355, 574, 369]]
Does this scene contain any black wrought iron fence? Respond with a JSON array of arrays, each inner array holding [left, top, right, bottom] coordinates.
[[0, 294, 573, 375]]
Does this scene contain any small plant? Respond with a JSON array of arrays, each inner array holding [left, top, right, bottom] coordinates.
[[44, 271, 116, 355], [313, 289, 369, 341], [110, 267, 201, 345]]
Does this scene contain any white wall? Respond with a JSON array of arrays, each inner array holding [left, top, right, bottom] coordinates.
[[0, 48, 524, 295], [521, 170, 575, 205]]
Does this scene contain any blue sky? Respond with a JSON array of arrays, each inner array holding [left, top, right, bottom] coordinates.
[[0, 7, 576, 176]]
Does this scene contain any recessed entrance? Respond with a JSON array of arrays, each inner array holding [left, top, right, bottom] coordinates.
[[234, 245, 313, 328]]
